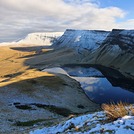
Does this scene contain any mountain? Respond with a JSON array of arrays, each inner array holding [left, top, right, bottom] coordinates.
[[53, 29, 109, 52], [17, 32, 63, 45], [0, 32, 63, 46], [21, 29, 133, 79], [86, 29, 134, 79], [1, 29, 133, 79]]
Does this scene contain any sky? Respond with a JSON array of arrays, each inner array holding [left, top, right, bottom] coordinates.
[[0, 0, 134, 42]]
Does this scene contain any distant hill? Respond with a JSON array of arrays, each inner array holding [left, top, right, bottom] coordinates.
[[0, 32, 63, 46]]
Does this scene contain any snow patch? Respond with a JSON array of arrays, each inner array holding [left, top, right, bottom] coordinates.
[[30, 111, 134, 134]]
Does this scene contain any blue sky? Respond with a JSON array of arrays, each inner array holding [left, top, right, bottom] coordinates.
[[98, 0, 134, 20], [0, 0, 134, 42]]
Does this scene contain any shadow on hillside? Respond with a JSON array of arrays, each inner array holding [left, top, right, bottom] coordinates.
[[1, 72, 24, 83], [0, 75, 83, 118], [8, 45, 134, 93], [11, 45, 51, 52], [0, 75, 66, 91], [10, 45, 77, 71]]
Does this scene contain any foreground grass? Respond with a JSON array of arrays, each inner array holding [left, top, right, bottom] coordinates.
[[102, 102, 134, 121]]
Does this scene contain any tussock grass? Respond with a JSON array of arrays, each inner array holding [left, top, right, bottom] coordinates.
[[101, 102, 134, 121]]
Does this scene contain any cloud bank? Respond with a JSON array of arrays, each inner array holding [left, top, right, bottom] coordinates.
[[0, 0, 133, 42]]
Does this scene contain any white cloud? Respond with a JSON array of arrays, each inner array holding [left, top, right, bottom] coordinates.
[[117, 19, 134, 30], [0, 0, 128, 42]]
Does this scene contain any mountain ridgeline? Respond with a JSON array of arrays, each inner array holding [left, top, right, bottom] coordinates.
[[86, 29, 134, 79], [18, 32, 63, 46], [0, 32, 63, 46], [0, 29, 133, 79], [53, 29, 134, 79], [53, 29, 110, 52]]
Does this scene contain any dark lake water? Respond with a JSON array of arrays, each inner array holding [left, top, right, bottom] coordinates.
[[62, 65, 134, 104], [43, 65, 134, 104], [81, 77, 134, 104]]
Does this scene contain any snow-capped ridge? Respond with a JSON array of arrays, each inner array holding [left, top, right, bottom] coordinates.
[[17, 32, 63, 46], [0, 32, 63, 46], [53, 29, 110, 51]]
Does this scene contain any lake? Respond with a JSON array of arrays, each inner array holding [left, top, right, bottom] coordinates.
[[43, 65, 134, 104]]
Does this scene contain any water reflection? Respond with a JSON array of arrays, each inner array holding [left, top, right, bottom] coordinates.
[[77, 77, 134, 104], [43, 66, 134, 104]]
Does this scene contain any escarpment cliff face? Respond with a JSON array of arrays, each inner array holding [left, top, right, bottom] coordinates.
[[53, 29, 109, 52], [86, 29, 134, 79]]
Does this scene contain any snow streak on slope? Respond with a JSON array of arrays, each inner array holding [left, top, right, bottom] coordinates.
[[53, 29, 109, 51], [0, 32, 63, 46]]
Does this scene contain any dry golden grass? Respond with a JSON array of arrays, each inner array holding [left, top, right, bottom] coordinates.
[[0, 46, 61, 88], [0, 46, 34, 78], [101, 102, 134, 121]]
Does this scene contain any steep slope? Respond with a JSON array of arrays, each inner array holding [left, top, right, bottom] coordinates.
[[0, 32, 63, 46], [53, 29, 109, 52], [86, 29, 134, 79]]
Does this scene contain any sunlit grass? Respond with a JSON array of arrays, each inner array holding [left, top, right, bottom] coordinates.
[[0, 46, 55, 87], [102, 102, 134, 121]]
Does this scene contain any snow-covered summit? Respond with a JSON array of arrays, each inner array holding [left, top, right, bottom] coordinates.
[[0, 32, 63, 46], [53, 29, 110, 51], [17, 32, 63, 46]]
